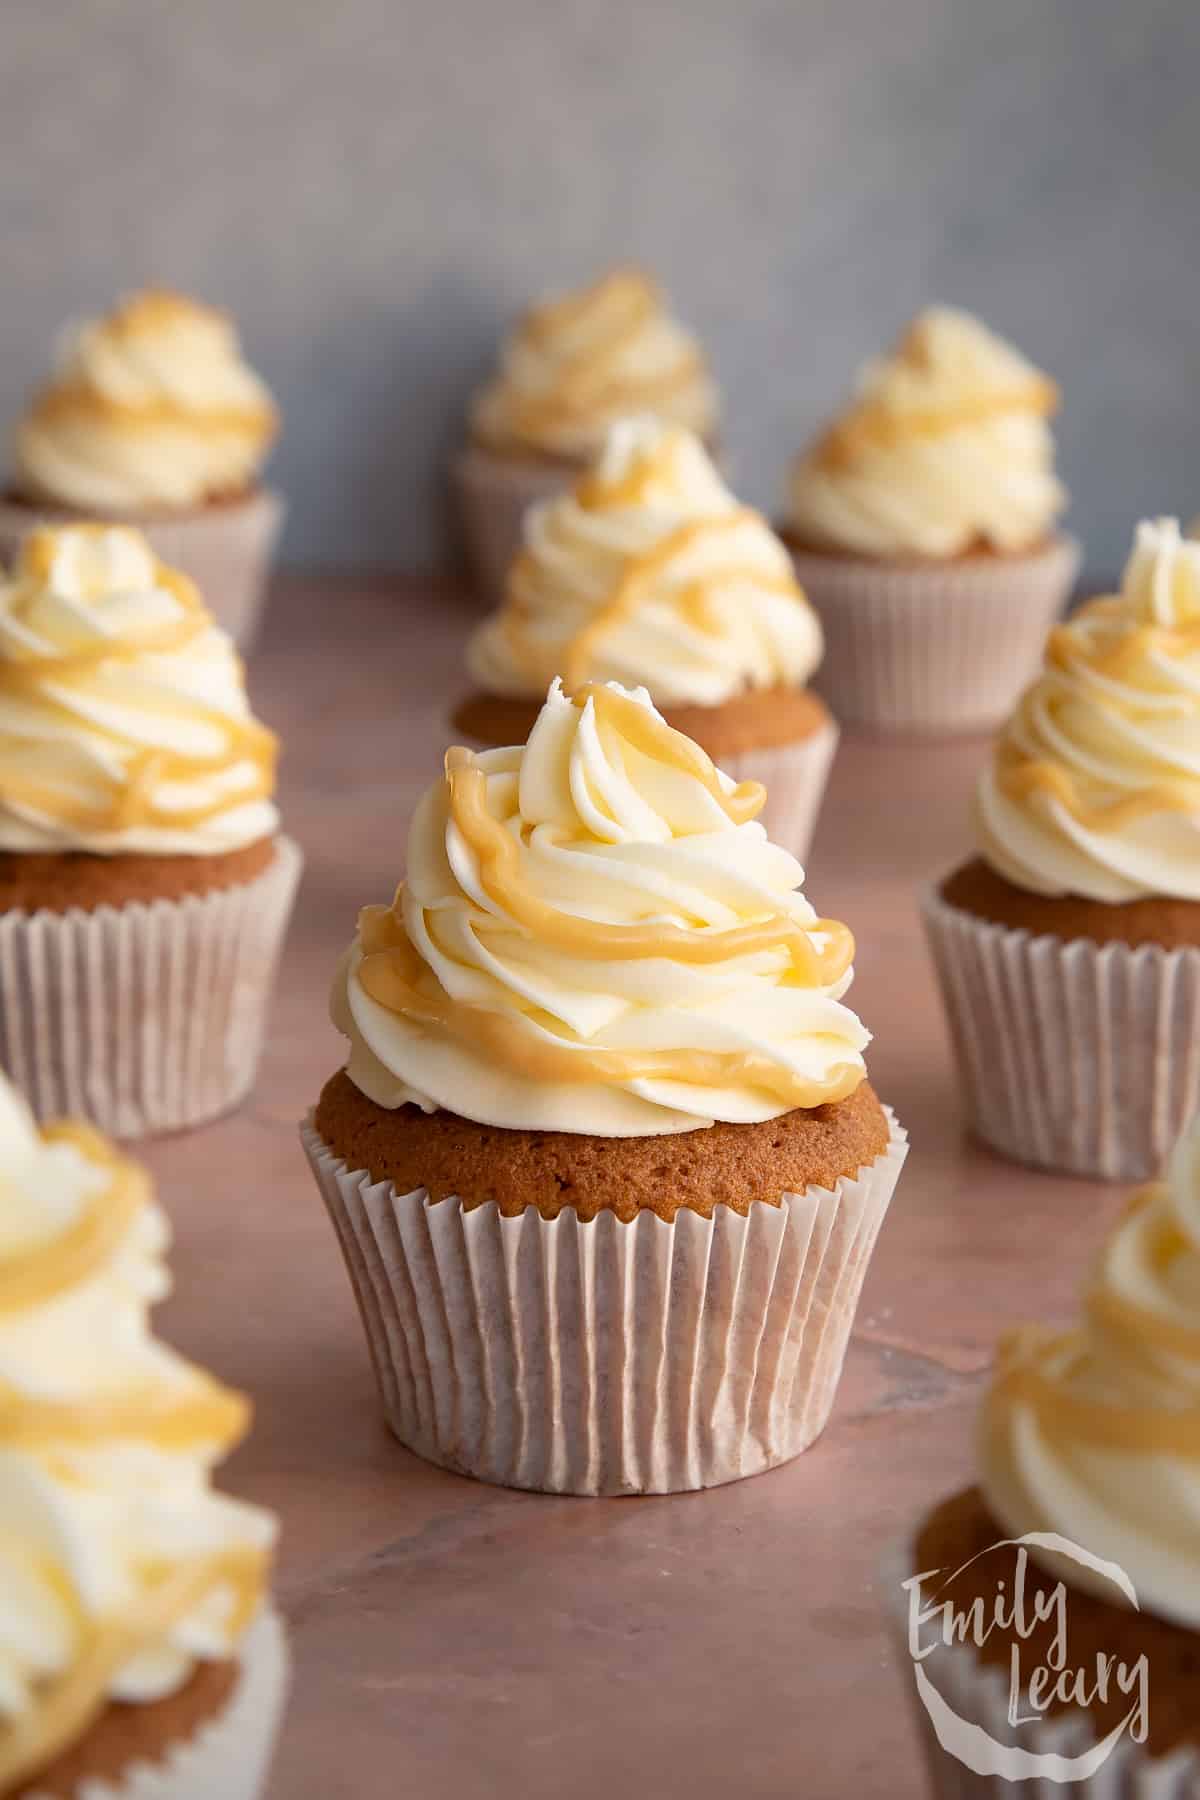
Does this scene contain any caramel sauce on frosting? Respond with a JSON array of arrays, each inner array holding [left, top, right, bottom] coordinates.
[[0, 1079, 274, 1792], [787, 306, 1066, 557], [336, 680, 869, 1135], [468, 419, 823, 709], [981, 1114, 1200, 1626], [976, 518, 1200, 901], [470, 268, 717, 460], [14, 288, 277, 512], [0, 523, 279, 855]]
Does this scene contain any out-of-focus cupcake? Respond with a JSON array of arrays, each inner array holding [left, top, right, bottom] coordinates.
[[456, 417, 835, 856], [888, 1113, 1200, 1793], [0, 523, 301, 1137], [924, 517, 1200, 1182], [302, 678, 907, 1495], [0, 290, 282, 647], [0, 1072, 287, 1799], [782, 307, 1079, 733], [454, 267, 718, 604]]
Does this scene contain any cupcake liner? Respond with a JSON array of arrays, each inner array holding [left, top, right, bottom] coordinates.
[[23, 1608, 290, 1800], [787, 535, 1080, 735], [881, 1539, 1198, 1797], [0, 838, 302, 1138], [921, 883, 1200, 1182], [718, 716, 839, 862], [300, 1107, 907, 1496], [451, 446, 580, 609], [0, 492, 285, 650]]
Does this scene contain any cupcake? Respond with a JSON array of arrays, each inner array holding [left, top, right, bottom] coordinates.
[[923, 517, 1200, 1183], [302, 678, 908, 1495], [889, 1112, 1200, 1793], [783, 306, 1079, 733], [0, 290, 282, 647], [454, 266, 718, 605], [0, 523, 301, 1137], [456, 418, 836, 857], [0, 1072, 287, 1798]]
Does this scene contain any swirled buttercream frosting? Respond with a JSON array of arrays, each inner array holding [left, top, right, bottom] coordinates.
[[787, 306, 1066, 557], [13, 289, 277, 513], [0, 1073, 276, 1793], [333, 679, 869, 1136], [0, 523, 279, 856], [468, 419, 823, 708], [470, 267, 717, 460], [975, 518, 1200, 902], [982, 1111, 1200, 1628]]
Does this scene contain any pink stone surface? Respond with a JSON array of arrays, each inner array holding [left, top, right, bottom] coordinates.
[[141, 576, 1128, 1799]]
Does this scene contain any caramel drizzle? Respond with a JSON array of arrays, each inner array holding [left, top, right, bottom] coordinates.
[[499, 268, 707, 438], [355, 688, 860, 1109], [817, 377, 1058, 467], [994, 593, 1200, 831], [0, 1122, 144, 1313], [990, 1177, 1200, 1460], [0, 1548, 268, 1794], [0, 534, 277, 834], [502, 436, 806, 690]]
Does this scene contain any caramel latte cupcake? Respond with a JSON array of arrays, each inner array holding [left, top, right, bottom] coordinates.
[[454, 266, 718, 604], [0, 523, 301, 1136], [924, 518, 1200, 1181], [889, 1113, 1200, 1793], [0, 290, 282, 646], [303, 679, 907, 1495], [783, 307, 1079, 733], [457, 418, 835, 856], [0, 1073, 286, 1799]]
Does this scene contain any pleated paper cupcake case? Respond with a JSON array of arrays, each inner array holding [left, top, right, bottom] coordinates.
[[301, 1111, 907, 1496], [719, 717, 839, 862], [922, 884, 1200, 1182], [0, 838, 302, 1137], [789, 536, 1080, 735]]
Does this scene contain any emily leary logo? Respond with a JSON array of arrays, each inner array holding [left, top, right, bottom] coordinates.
[[900, 1533, 1150, 1782]]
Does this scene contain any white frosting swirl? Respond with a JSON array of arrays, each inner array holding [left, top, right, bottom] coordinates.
[[787, 307, 1066, 558], [14, 289, 277, 513], [982, 1112, 1200, 1629], [0, 1075, 275, 1789], [976, 518, 1200, 902], [471, 268, 717, 460], [468, 420, 823, 708], [334, 680, 868, 1136], [0, 524, 279, 855]]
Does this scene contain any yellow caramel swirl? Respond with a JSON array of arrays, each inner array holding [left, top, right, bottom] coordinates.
[[470, 267, 717, 460], [982, 1112, 1200, 1628], [976, 518, 1200, 901], [0, 1076, 275, 1792], [0, 523, 278, 855], [13, 288, 277, 513], [468, 419, 823, 707], [787, 306, 1066, 557], [334, 680, 868, 1135]]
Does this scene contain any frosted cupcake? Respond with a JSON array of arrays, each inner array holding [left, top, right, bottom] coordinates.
[[890, 1112, 1200, 1792], [0, 523, 301, 1136], [302, 679, 908, 1495], [0, 290, 282, 646], [454, 267, 718, 604], [783, 307, 1079, 733], [924, 518, 1200, 1181], [0, 1073, 286, 1798], [457, 418, 835, 856]]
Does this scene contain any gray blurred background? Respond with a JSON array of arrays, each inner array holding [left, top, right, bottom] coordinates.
[[3, 0, 1196, 576]]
